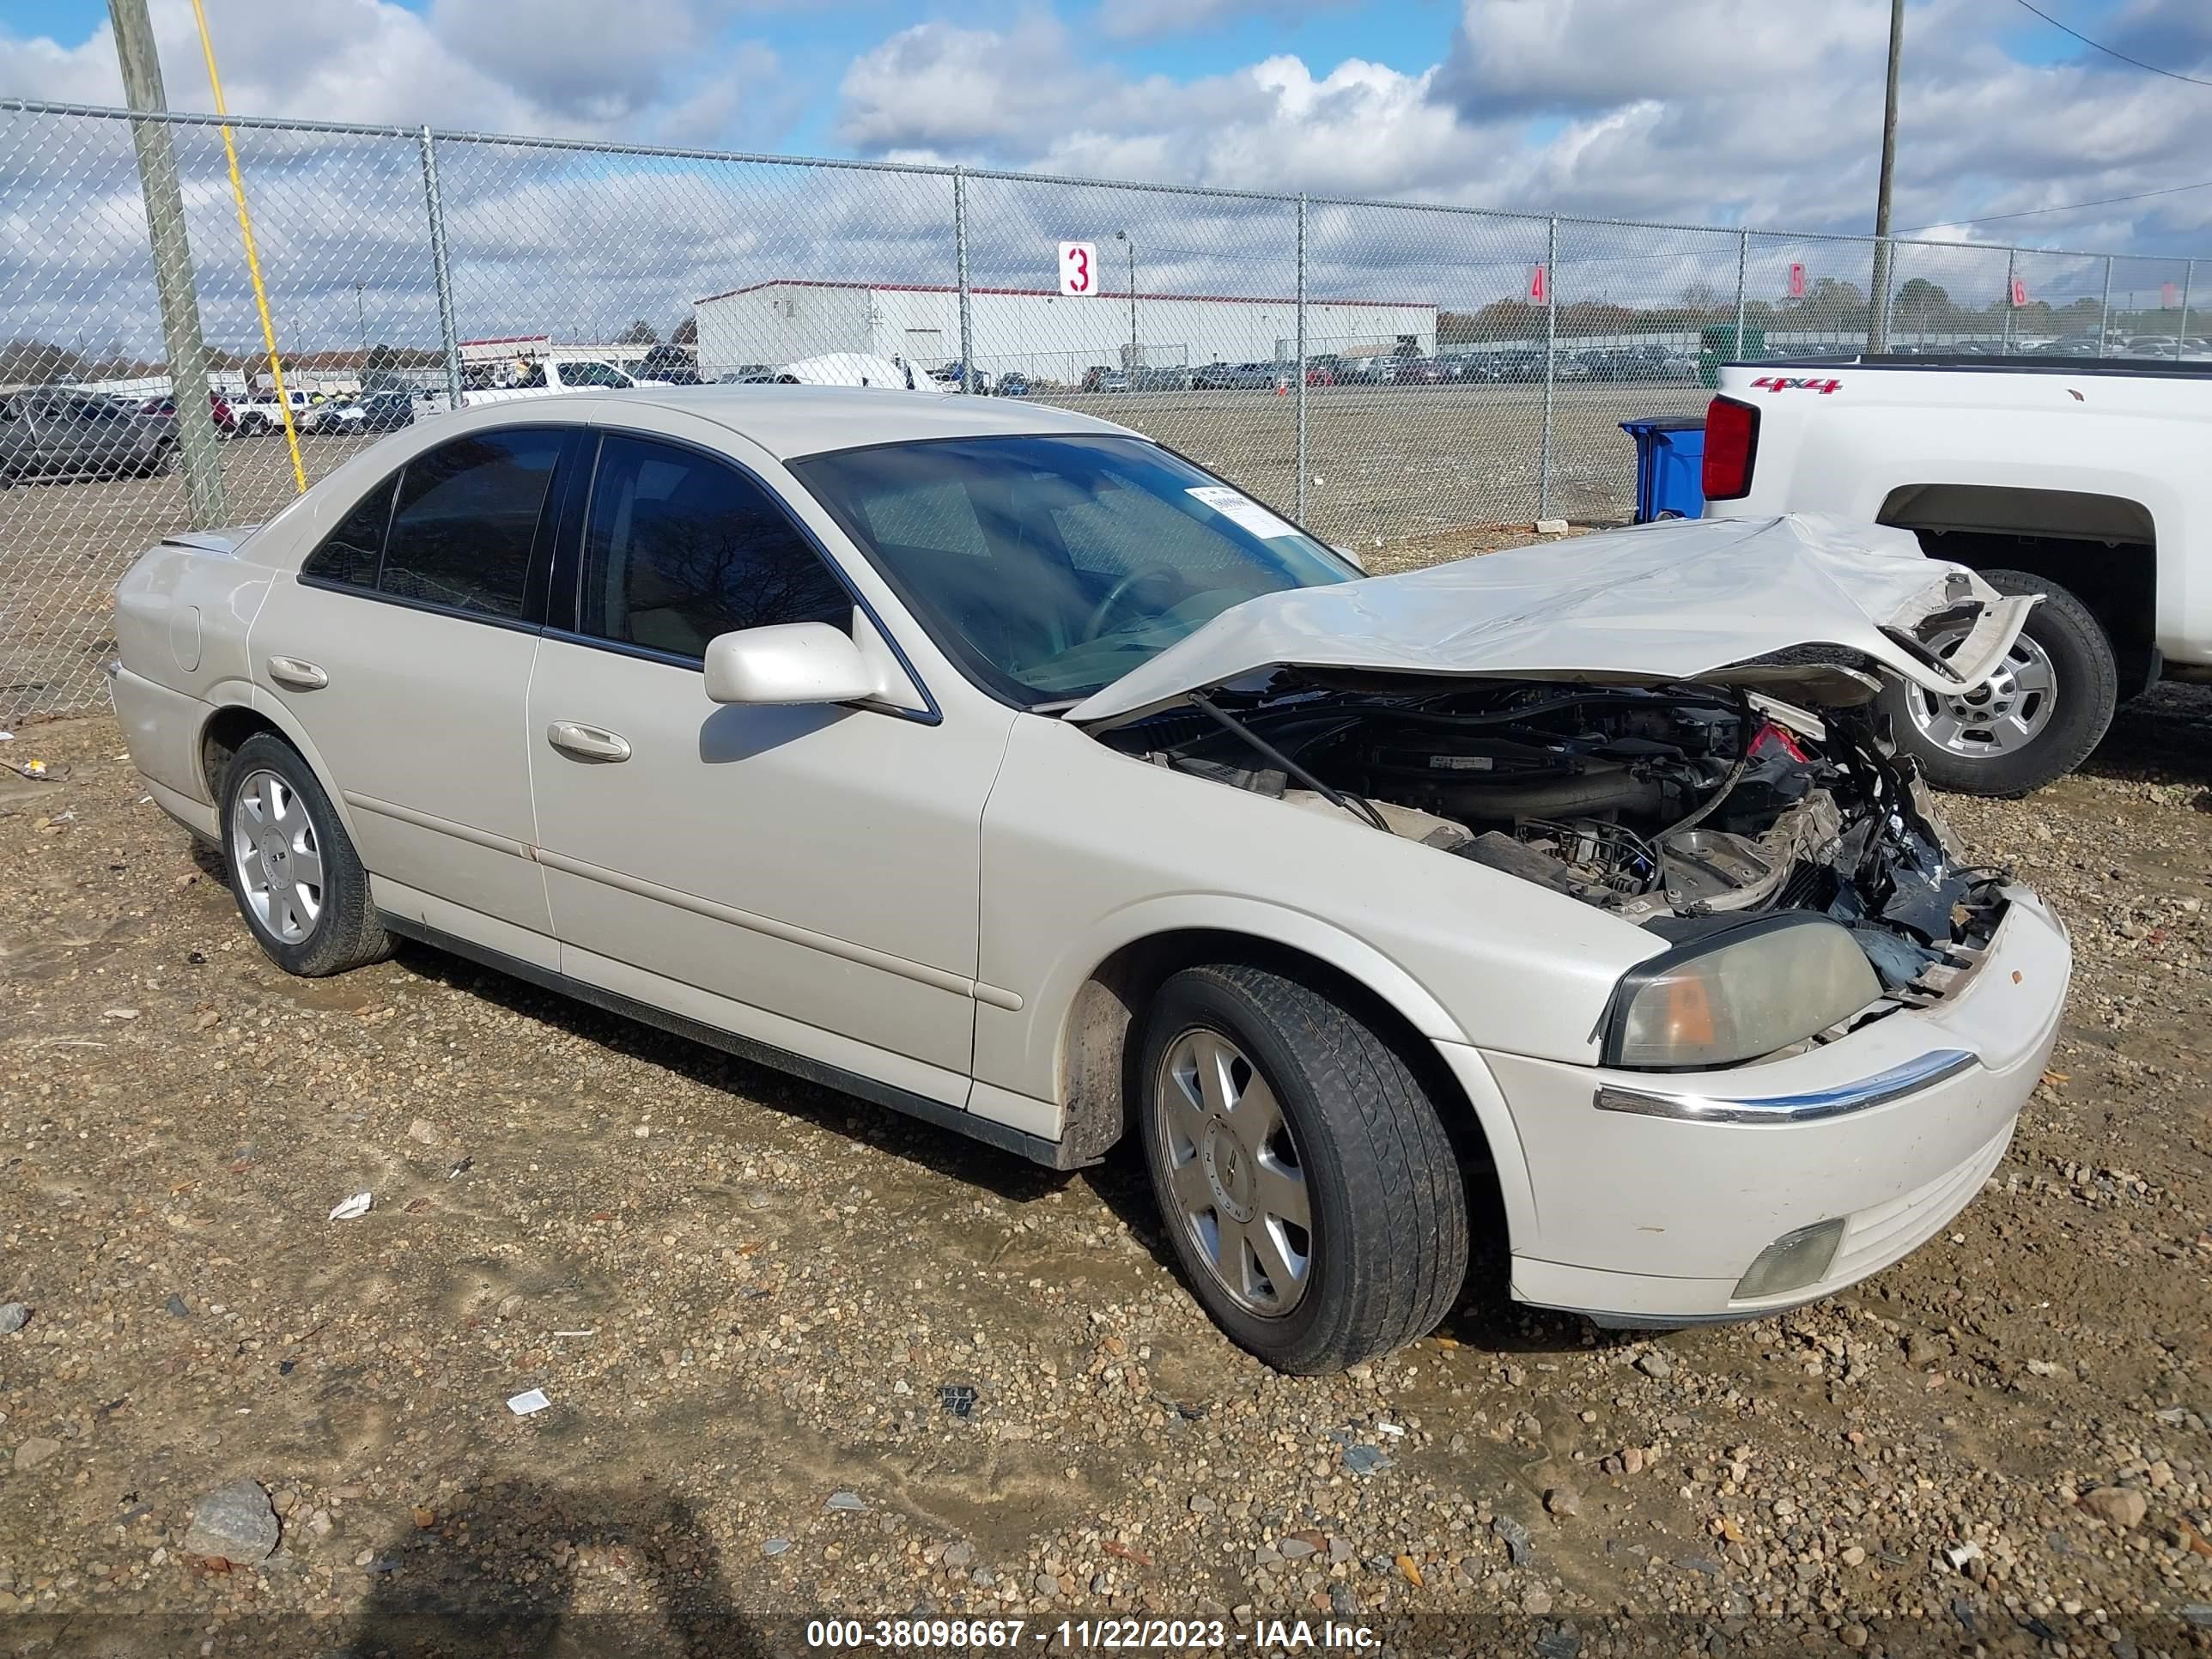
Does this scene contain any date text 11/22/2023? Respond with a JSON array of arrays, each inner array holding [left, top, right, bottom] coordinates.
[[802, 1617, 1382, 1650]]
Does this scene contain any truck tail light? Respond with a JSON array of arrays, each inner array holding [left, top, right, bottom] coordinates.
[[1702, 396, 1759, 501]]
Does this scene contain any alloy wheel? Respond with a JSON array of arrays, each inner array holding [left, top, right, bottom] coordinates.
[[1904, 629, 2058, 758], [1152, 1027, 1313, 1316], [229, 768, 325, 945]]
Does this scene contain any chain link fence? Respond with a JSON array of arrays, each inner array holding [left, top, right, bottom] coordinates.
[[3, 96, 2207, 724]]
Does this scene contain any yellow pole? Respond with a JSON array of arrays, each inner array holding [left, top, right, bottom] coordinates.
[[187, 0, 305, 493]]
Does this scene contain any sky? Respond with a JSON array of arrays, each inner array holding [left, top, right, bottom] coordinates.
[[4, 1, 2212, 362], [6, 0, 2212, 248]]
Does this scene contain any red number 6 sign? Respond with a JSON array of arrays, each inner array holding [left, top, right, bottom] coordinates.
[[1059, 241, 1097, 296]]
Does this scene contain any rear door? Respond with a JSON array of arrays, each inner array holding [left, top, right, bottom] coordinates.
[[248, 425, 575, 960]]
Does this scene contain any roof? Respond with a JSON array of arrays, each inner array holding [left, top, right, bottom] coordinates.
[[618, 382, 1133, 459], [694, 277, 1434, 311]]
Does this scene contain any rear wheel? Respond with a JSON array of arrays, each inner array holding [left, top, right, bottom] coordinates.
[[221, 733, 392, 976], [1137, 963, 1468, 1373], [1881, 568, 2117, 797]]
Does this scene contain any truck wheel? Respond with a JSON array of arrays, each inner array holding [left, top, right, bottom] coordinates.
[[1137, 963, 1468, 1374], [221, 733, 392, 976], [1881, 568, 2116, 797]]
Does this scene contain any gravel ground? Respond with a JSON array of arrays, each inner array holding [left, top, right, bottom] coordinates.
[[2, 628, 2209, 1655]]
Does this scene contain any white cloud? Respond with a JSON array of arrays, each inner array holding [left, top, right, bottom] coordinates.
[[0, 0, 794, 145]]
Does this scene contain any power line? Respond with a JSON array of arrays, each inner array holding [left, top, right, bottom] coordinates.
[[2008, 0, 2212, 88], [1904, 176, 2212, 232]]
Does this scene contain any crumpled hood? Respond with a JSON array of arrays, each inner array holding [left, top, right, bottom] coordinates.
[[1066, 513, 2035, 726]]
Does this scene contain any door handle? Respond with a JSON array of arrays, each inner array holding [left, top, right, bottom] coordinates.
[[266, 656, 328, 690], [545, 721, 631, 763]]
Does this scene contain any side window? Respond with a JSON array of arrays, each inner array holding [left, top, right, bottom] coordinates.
[[380, 428, 562, 619], [580, 434, 851, 659], [562, 361, 631, 389], [301, 473, 396, 588]]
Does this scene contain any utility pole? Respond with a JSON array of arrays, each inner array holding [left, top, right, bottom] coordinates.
[[1116, 229, 1137, 372], [1866, 0, 1904, 354], [355, 281, 370, 356], [110, 0, 224, 525]]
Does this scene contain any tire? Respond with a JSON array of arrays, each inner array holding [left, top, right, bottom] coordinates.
[[1881, 568, 2117, 798], [239, 414, 268, 437], [1136, 963, 1468, 1373], [219, 732, 392, 976]]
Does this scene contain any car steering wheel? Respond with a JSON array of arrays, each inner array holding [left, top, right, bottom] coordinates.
[[1082, 563, 1184, 641]]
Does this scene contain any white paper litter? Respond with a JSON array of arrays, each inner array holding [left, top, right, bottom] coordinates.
[[327, 1192, 372, 1221], [507, 1389, 551, 1416]]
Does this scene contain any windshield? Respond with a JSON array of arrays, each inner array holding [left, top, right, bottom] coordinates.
[[789, 434, 1354, 704]]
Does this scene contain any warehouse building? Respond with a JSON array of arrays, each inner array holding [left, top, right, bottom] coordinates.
[[690, 280, 1437, 386]]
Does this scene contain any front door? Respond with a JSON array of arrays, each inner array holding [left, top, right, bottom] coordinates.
[[526, 428, 1012, 1103]]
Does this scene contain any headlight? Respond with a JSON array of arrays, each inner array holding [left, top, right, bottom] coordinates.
[[1603, 916, 1881, 1070]]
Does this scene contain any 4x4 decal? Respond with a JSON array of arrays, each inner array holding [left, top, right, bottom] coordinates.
[[1750, 374, 1843, 394]]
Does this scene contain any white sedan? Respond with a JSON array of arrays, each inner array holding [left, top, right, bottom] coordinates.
[[110, 388, 2069, 1372]]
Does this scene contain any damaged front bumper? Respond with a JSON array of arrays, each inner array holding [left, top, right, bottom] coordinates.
[[1439, 886, 2069, 1327]]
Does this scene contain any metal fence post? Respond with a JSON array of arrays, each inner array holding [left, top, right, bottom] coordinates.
[[1539, 216, 1557, 524], [953, 166, 974, 395], [2097, 254, 2112, 359], [2002, 247, 2017, 355], [112, 3, 225, 526], [2179, 259, 2195, 361], [1295, 192, 1308, 525], [417, 125, 463, 410], [1733, 228, 1748, 362]]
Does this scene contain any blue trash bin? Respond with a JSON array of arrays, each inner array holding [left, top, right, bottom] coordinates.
[[1619, 416, 1707, 523]]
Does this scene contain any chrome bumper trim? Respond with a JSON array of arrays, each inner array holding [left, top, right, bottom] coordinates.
[[1592, 1047, 1978, 1125]]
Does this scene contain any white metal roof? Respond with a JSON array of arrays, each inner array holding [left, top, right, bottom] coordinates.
[[623, 382, 1136, 459]]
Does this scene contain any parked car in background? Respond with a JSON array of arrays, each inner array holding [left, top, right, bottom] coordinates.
[[138, 390, 236, 434], [232, 386, 319, 435], [994, 372, 1031, 398], [355, 391, 416, 433], [1132, 366, 1194, 392], [1706, 349, 2212, 794], [635, 344, 702, 386], [108, 386, 2067, 1371], [301, 397, 368, 436], [465, 354, 648, 407], [0, 386, 175, 482]]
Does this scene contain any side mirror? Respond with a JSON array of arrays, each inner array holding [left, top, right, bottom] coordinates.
[[702, 622, 881, 707], [1331, 544, 1368, 574]]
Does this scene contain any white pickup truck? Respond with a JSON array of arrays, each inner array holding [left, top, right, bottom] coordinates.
[[1704, 352, 2209, 794], [462, 354, 659, 407]]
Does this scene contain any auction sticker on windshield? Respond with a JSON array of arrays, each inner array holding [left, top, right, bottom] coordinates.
[[1188, 484, 1298, 538]]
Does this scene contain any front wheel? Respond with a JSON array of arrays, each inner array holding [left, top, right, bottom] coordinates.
[[1881, 568, 2117, 797], [1138, 963, 1468, 1373]]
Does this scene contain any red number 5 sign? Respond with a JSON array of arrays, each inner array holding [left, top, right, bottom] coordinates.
[[1059, 241, 1097, 296]]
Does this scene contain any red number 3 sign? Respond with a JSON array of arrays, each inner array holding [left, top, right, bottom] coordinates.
[[1059, 241, 1097, 296]]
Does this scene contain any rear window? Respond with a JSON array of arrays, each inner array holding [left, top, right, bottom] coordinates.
[[378, 430, 562, 618]]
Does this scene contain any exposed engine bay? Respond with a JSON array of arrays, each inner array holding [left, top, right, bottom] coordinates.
[[1114, 679, 2012, 996]]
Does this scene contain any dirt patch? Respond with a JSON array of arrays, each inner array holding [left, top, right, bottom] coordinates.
[[1, 682, 2209, 1654]]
